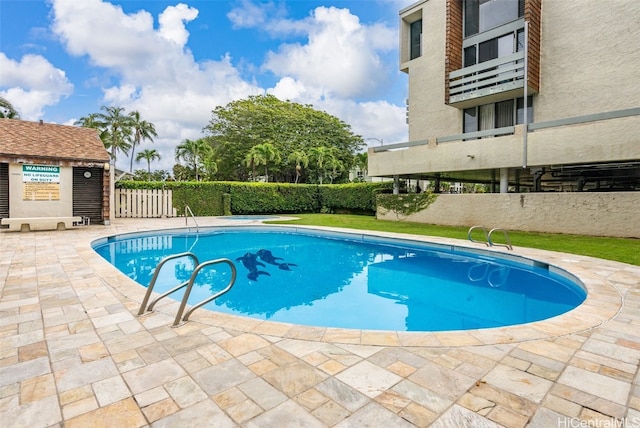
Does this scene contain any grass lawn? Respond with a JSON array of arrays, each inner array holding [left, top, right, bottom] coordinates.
[[268, 213, 640, 266]]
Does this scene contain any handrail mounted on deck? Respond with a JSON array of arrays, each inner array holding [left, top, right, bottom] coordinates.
[[173, 258, 237, 326], [467, 225, 490, 246], [468, 226, 513, 250], [138, 252, 200, 315]]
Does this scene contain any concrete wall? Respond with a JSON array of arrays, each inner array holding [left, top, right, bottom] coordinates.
[[377, 192, 640, 238], [369, 115, 640, 177], [8, 163, 74, 217]]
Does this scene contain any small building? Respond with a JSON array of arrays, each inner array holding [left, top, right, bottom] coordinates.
[[0, 119, 111, 228]]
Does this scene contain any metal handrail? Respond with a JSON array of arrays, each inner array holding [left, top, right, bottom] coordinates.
[[185, 205, 199, 233], [173, 258, 237, 327], [488, 228, 513, 250], [138, 252, 200, 315], [467, 225, 490, 246]]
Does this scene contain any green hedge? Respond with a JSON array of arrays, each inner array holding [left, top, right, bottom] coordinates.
[[318, 182, 390, 213], [117, 181, 392, 215]]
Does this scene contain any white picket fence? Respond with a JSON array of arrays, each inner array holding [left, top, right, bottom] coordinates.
[[115, 188, 177, 218]]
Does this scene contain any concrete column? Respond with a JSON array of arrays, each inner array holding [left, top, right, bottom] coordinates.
[[393, 175, 400, 194], [500, 168, 509, 193]]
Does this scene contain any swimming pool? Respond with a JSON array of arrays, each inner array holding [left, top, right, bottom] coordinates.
[[92, 226, 586, 332]]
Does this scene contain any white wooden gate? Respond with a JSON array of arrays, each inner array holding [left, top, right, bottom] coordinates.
[[115, 189, 177, 218]]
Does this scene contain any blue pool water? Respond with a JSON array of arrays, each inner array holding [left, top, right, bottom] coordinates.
[[92, 226, 586, 332]]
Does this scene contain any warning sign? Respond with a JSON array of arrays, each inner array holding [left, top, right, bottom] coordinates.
[[22, 165, 61, 200]]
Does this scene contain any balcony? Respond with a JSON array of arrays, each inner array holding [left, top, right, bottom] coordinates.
[[448, 51, 525, 108]]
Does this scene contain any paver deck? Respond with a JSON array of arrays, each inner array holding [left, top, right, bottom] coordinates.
[[1, 217, 639, 427]]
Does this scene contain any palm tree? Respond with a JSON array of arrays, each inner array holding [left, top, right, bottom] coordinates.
[[175, 138, 213, 181], [96, 106, 134, 165], [74, 113, 101, 129], [201, 156, 218, 181], [245, 142, 281, 182], [0, 96, 20, 118], [353, 152, 368, 181], [326, 157, 344, 184], [135, 149, 161, 173], [309, 146, 335, 185], [288, 150, 309, 184], [128, 111, 157, 172]]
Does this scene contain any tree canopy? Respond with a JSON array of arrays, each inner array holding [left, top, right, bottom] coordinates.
[[73, 96, 366, 184], [175, 138, 215, 181], [204, 95, 364, 183], [0, 96, 20, 119]]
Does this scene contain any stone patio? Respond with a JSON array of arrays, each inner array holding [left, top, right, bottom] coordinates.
[[1, 217, 638, 427]]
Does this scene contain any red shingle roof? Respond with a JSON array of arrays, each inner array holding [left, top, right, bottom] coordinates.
[[0, 119, 110, 162]]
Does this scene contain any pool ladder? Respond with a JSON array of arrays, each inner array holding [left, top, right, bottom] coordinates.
[[467, 226, 513, 250], [138, 252, 237, 326]]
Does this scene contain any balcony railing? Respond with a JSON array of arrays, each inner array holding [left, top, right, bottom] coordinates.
[[372, 107, 640, 153], [449, 51, 525, 106]]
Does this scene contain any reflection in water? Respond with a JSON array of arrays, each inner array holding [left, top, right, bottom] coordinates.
[[366, 254, 580, 331], [93, 229, 586, 331]]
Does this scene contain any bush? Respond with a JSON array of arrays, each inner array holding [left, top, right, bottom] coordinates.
[[319, 182, 391, 213], [116, 181, 392, 215]]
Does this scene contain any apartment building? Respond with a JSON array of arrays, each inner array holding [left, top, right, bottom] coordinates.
[[369, 0, 640, 193]]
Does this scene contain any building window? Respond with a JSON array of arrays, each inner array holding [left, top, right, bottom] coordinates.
[[464, 0, 524, 38], [410, 19, 422, 60], [463, 96, 532, 135], [463, 0, 524, 69], [516, 96, 533, 124], [464, 108, 478, 134], [464, 27, 523, 67]]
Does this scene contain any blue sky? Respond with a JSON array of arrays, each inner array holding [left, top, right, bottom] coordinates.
[[1, 0, 413, 171]]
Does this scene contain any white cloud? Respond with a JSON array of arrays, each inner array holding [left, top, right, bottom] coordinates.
[[268, 77, 316, 102], [49, 0, 263, 172], [0, 53, 73, 120], [51, 0, 159, 70], [32, 0, 406, 171], [158, 3, 199, 46], [263, 6, 396, 99], [332, 99, 408, 145], [227, 0, 269, 29]]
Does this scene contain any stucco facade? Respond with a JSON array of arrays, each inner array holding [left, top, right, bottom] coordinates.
[[535, 0, 640, 121]]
